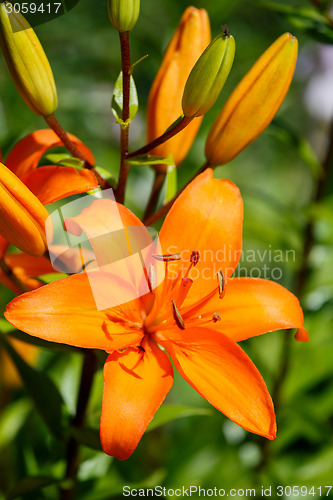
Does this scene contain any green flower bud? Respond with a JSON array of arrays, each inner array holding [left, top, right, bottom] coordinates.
[[0, 2, 57, 117], [108, 0, 140, 33], [182, 31, 235, 118]]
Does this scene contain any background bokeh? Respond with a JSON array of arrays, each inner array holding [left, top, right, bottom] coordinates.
[[0, 0, 333, 498]]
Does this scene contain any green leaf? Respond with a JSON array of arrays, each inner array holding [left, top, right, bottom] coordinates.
[[146, 405, 213, 433], [45, 154, 84, 168], [44, 153, 72, 163], [0, 336, 65, 439], [163, 164, 177, 204], [0, 398, 31, 450], [261, 2, 333, 44], [94, 166, 117, 187], [130, 54, 149, 74], [111, 71, 138, 124], [127, 153, 175, 167], [69, 426, 103, 451], [7, 476, 62, 500], [6, 328, 82, 354]]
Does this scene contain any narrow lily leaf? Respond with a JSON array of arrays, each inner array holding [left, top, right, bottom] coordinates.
[[145, 405, 213, 433], [44, 153, 72, 163], [111, 71, 138, 124], [0, 336, 65, 439], [70, 426, 103, 451], [6, 328, 82, 354], [94, 166, 117, 187], [7, 477, 62, 500], [130, 54, 149, 74], [127, 153, 175, 166], [0, 398, 31, 450], [45, 154, 84, 168], [261, 2, 333, 44], [163, 164, 177, 204]]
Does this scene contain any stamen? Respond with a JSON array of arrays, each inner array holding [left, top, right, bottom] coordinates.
[[175, 277, 193, 308], [217, 270, 226, 299], [152, 253, 181, 262], [138, 346, 145, 352], [171, 299, 185, 330], [212, 312, 221, 323], [148, 264, 156, 292], [143, 266, 154, 294], [190, 250, 200, 266]]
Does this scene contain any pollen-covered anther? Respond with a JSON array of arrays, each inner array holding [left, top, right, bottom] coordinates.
[[212, 312, 221, 323], [217, 270, 226, 299], [190, 250, 200, 266], [152, 254, 181, 262], [171, 299, 185, 330]]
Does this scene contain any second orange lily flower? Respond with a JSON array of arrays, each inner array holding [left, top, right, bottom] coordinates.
[[5, 169, 308, 460]]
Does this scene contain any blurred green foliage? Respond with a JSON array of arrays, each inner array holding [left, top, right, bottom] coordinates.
[[1, 0, 333, 498]]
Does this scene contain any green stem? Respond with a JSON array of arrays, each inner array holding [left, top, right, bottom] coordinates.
[[60, 350, 97, 500], [115, 31, 131, 204], [144, 160, 210, 225], [143, 170, 167, 221], [127, 115, 193, 159]]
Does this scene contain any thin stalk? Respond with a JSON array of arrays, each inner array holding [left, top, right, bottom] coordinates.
[[144, 160, 210, 225], [115, 31, 131, 204], [127, 115, 193, 159], [143, 170, 167, 221], [60, 350, 97, 500], [45, 114, 109, 189], [0, 259, 29, 293], [257, 119, 333, 472]]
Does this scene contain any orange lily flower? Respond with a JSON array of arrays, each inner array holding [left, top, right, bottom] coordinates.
[[5, 169, 308, 460], [147, 7, 211, 168], [0, 129, 98, 259]]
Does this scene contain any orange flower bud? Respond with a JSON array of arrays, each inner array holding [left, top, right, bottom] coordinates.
[[147, 7, 211, 169], [0, 162, 49, 256], [205, 33, 298, 166], [0, 2, 58, 117]]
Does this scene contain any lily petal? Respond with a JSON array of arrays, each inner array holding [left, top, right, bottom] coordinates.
[[101, 338, 173, 460], [5, 272, 144, 351], [162, 327, 276, 440], [182, 278, 307, 342], [65, 199, 163, 299], [6, 129, 95, 179], [22, 166, 98, 205], [159, 169, 243, 295]]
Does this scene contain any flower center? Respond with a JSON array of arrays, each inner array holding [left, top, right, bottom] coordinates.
[[143, 250, 225, 336]]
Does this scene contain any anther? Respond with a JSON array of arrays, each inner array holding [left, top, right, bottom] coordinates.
[[212, 312, 221, 323], [171, 299, 185, 330], [138, 346, 145, 352], [217, 270, 226, 299], [190, 250, 200, 266], [152, 254, 181, 262], [148, 263, 156, 292]]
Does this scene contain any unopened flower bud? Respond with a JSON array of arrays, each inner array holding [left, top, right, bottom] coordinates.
[[147, 7, 211, 169], [0, 3, 58, 117], [182, 31, 235, 118], [108, 0, 140, 33], [205, 33, 298, 166], [0, 162, 49, 256]]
